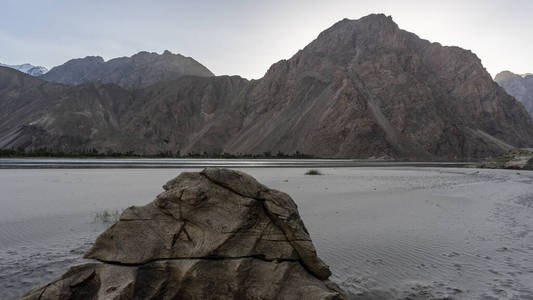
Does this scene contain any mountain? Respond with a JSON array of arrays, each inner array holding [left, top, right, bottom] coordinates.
[[494, 71, 533, 119], [0, 63, 48, 76], [0, 66, 131, 151], [1, 14, 533, 160], [213, 15, 533, 160], [40, 50, 214, 89]]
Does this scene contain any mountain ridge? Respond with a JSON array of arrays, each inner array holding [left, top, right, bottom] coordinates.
[[40, 50, 214, 89], [1, 14, 532, 160]]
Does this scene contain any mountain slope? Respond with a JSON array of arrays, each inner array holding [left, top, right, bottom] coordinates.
[[0, 66, 131, 151], [1, 14, 533, 160], [0, 63, 48, 76], [40, 50, 214, 89], [495, 71, 533, 120], [222, 15, 533, 159]]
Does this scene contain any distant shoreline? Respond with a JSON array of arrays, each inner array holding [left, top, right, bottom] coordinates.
[[0, 149, 479, 161], [0, 158, 472, 169], [0, 149, 317, 159]]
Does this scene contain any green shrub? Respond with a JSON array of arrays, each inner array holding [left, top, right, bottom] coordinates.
[[305, 169, 322, 175]]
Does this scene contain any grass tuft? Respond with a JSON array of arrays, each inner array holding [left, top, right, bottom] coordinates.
[[305, 169, 322, 175], [93, 209, 122, 224]]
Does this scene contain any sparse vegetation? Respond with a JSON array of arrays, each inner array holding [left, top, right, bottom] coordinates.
[[93, 209, 122, 224], [477, 149, 533, 170], [0, 148, 141, 158], [305, 169, 322, 175], [0, 148, 316, 159]]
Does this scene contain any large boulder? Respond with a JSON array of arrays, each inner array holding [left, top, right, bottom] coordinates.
[[22, 168, 344, 299]]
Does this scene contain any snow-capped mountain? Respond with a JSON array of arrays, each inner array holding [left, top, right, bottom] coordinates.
[[0, 63, 48, 76]]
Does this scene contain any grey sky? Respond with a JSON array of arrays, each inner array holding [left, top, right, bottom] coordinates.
[[1, 0, 532, 79]]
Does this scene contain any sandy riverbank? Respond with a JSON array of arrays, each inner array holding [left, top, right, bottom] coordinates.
[[1, 167, 532, 299]]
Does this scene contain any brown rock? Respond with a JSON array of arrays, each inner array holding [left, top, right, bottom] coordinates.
[[22, 168, 343, 299], [201, 168, 332, 279]]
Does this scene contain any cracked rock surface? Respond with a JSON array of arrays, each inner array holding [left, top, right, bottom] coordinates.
[[22, 168, 344, 299]]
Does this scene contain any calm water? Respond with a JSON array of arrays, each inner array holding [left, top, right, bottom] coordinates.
[[0, 164, 532, 299], [0, 158, 470, 169]]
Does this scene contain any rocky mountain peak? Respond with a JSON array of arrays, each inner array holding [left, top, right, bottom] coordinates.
[[127, 50, 190, 63], [49, 55, 105, 71], [162, 49, 178, 56], [310, 14, 400, 50], [243, 15, 533, 159], [335, 13, 397, 31], [495, 70, 522, 82]]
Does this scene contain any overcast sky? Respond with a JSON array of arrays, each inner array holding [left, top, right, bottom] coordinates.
[[1, 0, 532, 79]]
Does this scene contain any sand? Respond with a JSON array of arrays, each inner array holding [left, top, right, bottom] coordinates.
[[1, 167, 532, 299]]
